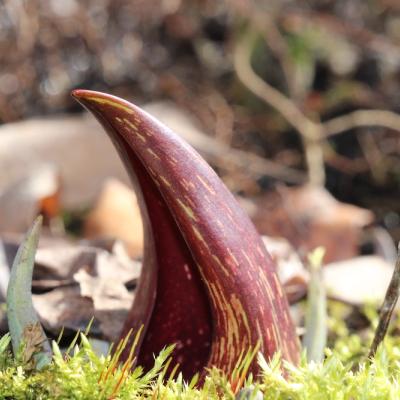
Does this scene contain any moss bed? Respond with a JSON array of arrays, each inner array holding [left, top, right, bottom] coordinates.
[[1, 304, 400, 399]]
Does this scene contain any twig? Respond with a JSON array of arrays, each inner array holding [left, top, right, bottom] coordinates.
[[229, 0, 297, 98], [234, 29, 400, 187], [368, 243, 400, 359], [204, 142, 307, 184], [281, 9, 400, 65], [324, 110, 400, 137], [234, 31, 318, 141], [357, 130, 388, 184], [234, 30, 325, 186]]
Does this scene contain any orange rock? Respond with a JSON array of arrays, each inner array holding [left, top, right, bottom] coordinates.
[[84, 179, 143, 258]]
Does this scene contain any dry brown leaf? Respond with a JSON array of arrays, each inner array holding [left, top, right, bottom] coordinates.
[[22, 322, 48, 364], [0, 235, 140, 341], [32, 240, 140, 341], [33, 286, 97, 335], [262, 236, 308, 303], [240, 185, 374, 263]]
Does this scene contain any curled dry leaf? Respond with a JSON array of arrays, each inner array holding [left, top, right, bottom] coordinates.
[[241, 185, 374, 263], [262, 236, 308, 304], [33, 286, 96, 336], [22, 322, 49, 366], [33, 240, 140, 341], [72, 90, 300, 380], [0, 234, 140, 342]]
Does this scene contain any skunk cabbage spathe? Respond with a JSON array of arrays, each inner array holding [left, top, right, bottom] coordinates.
[[72, 90, 300, 379]]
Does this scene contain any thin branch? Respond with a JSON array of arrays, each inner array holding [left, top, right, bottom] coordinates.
[[230, 0, 298, 98], [234, 31, 318, 140], [324, 110, 400, 137], [234, 30, 325, 186], [369, 243, 400, 359], [234, 29, 400, 187]]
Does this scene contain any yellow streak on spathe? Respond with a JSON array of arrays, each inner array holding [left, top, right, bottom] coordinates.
[[231, 294, 251, 341], [147, 166, 156, 176], [209, 281, 241, 371], [258, 304, 265, 318], [241, 249, 256, 270], [282, 309, 290, 326], [257, 267, 275, 302], [122, 118, 147, 143], [146, 148, 161, 160], [227, 212, 235, 222], [196, 174, 216, 195], [255, 319, 264, 352], [208, 283, 228, 362], [273, 273, 284, 298], [159, 175, 172, 188], [169, 155, 178, 164], [183, 195, 195, 208], [227, 248, 239, 266], [89, 96, 134, 114], [209, 283, 228, 332], [177, 199, 197, 221], [219, 337, 226, 363], [256, 245, 265, 258], [271, 325, 280, 348], [219, 286, 240, 368], [181, 178, 189, 190], [211, 254, 229, 277], [123, 118, 138, 131], [282, 341, 290, 360], [216, 219, 224, 229], [192, 226, 208, 248], [265, 327, 272, 342]]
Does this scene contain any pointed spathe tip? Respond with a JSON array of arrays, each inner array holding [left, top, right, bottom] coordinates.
[[71, 89, 97, 99], [71, 89, 137, 118], [71, 89, 103, 107]]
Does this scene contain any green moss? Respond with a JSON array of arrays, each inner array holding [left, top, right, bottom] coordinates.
[[1, 307, 400, 399], [0, 313, 400, 400]]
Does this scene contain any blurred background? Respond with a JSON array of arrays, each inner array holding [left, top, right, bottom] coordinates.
[[1, 0, 399, 227], [0, 0, 400, 340]]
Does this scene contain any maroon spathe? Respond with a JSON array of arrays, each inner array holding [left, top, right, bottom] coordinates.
[[72, 90, 300, 380]]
